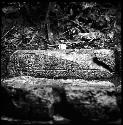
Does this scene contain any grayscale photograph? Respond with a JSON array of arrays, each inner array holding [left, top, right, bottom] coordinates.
[[1, 1, 121, 125]]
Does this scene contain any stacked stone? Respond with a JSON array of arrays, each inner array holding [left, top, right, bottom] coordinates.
[[1, 49, 121, 124]]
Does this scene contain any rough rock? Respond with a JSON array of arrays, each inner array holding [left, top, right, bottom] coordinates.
[[7, 49, 115, 79], [64, 82, 120, 122], [1, 76, 120, 122], [1, 76, 59, 121], [116, 85, 122, 109]]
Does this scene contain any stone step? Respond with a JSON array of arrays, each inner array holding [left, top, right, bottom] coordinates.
[[1, 76, 120, 122], [8, 49, 115, 80]]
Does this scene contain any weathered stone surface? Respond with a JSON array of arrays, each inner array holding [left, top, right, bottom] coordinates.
[[64, 83, 120, 122], [116, 85, 122, 109], [8, 49, 115, 79], [1, 76, 120, 122], [1, 76, 59, 121]]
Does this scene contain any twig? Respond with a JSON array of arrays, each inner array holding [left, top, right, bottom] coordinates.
[[28, 31, 38, 44], [1, 26, 16, 40]]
